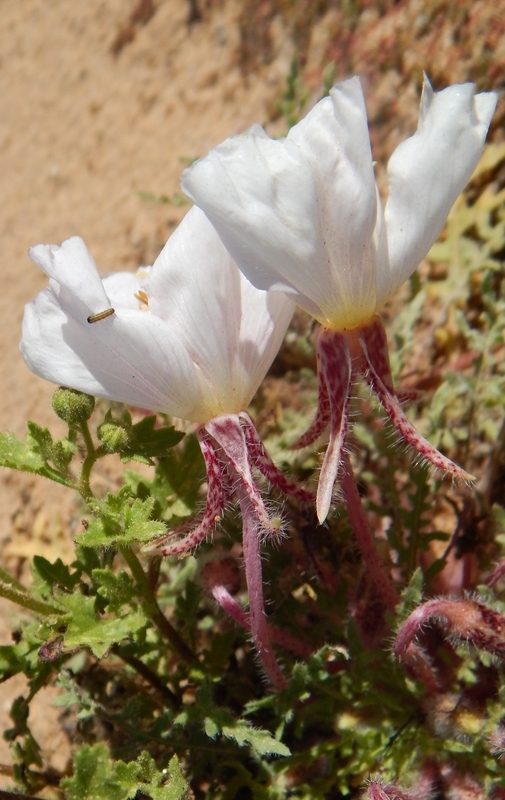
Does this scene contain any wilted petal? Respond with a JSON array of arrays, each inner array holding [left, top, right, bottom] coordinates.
[[182, 78, 378, 330], [377, 76, 497, 305]]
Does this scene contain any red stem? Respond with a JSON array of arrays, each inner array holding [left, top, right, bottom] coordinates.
[[341, 452, 399, 612], [236, 480, 286, 690]]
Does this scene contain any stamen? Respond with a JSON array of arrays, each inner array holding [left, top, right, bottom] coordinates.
[[134, 289, 149, 308]]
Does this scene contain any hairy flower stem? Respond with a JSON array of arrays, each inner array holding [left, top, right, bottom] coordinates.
[[394, 597, 505, 661], [0, 581, 62, 617], [341, 453, 399, 612], [211, 583, 312, 659], [76, 419, 110, 500], [236, 482, 286, 690], [120, 546, 198, 666], [0, 567, 29, 593]]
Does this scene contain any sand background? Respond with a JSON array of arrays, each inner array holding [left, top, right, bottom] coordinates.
[[0, 0, 503, 787]]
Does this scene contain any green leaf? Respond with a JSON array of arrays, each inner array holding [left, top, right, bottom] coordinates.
[[93, 569, 138, 613], [61, 744, 188, 800], [0, 637, 41, 682], [220, 719, 291, 757], [54, 670, 99, 720], [27, 421, 77, 472], [39, 591, 147, 659], [120, 416, 184, 465], [183, 681, 291, 759], [32, 556, 82, 592], [61, 743, 130, 800], [396, 568, 424, 624], [77, 489, 166, 547], [0, 426, 76, 487], [0, 430, 46, 473]]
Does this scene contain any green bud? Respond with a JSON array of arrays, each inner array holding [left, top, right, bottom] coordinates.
[[52, 387, 95, 424], [97, 420, 132, 453]]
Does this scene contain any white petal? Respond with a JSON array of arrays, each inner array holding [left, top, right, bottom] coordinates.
[[143, 206, 295, 416], [29, 237, 112, 322], [21, 282, 209, 419], [181, 78, 379, 330], [377, 77, 497, 305], [21, 210, 293, 423], [102, 268, 149, 310]]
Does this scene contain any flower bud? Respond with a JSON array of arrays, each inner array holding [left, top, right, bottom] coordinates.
[[97, 419, 132, 452], [52, 387, 95, 424]]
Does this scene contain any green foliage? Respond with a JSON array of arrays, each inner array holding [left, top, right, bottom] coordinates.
[[175, 678, 291, 758], [0, 425, 76, 487], [38, 589, 147, 659], [61, 744, 188, 800], [78, 489, 166, 547], [98, 409, 185, 464]]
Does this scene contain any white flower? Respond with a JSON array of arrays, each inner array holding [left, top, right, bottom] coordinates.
[[180, 76, 497, 522], [21, 206, 302, 689], [181, 75, 497, 331], [21, 206, 294, 424]]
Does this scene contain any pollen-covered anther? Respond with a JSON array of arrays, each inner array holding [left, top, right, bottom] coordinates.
[[134, 288, 149, 309]]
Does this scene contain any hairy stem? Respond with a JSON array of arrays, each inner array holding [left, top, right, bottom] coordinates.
[[112, 645, 179, 708], [211, 583, 312, 659], [236, 481, 286, 690], [119, 545, 198, 666], [77, 419, 111, 500], [341, 453, 398, 612], [0, 581, 62, 617]]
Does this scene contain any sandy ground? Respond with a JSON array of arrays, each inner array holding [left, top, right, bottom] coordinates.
[[0, 0, 502, 789]]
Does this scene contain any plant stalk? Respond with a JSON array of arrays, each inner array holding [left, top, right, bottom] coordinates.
[[0, 581, 62, 617], [120, 545, 198, 665], [341, 452, 399, 612]]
